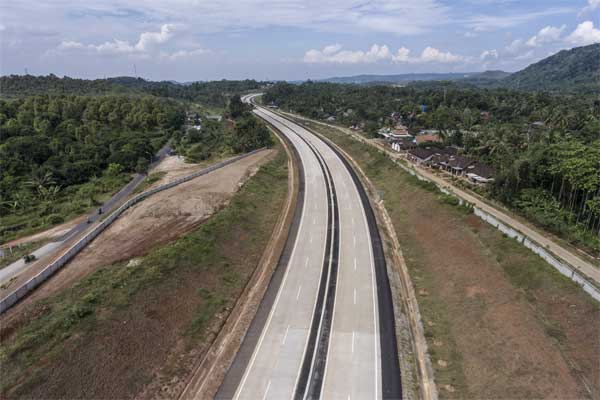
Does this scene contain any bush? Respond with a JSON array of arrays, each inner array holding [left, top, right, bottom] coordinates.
[[46, 214, 64, 224]]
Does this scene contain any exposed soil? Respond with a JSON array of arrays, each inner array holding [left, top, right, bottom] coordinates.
[[150, 155, 207, 186], [309, 121, 597, 399], [1, 150, 274, 329]]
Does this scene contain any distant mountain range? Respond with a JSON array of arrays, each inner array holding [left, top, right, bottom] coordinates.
[[318, 72, 480, 84], [316, 43, 599, 92]]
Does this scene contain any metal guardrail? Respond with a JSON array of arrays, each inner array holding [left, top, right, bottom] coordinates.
[[0, 149, 265, 314]]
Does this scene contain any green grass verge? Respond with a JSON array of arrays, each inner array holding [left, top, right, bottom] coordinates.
[[1, 172, 132, 243], [0, 145, 288, 395]]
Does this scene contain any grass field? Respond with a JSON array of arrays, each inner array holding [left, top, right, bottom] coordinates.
[[0, 144, 289, 399]]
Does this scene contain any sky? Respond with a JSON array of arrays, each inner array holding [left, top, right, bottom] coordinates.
[[1, 0, 599, 81]]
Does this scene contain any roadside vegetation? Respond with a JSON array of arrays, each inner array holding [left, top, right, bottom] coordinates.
[[301, 120, 598, 399], [175, 95, 272, 163], [0, 142, 288, 399], [265, 81, 600, 254]]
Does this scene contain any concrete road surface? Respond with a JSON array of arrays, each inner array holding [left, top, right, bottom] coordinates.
[[216, 97, 400, 399]]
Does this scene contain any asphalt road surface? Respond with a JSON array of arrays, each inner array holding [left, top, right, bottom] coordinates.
[[0, 143, 172, 286], [217, 96, 401, 399]]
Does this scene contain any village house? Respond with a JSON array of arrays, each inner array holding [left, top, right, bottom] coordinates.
[[466, 163, 496, 184], [391, 138, 416, 152], [407, 147, 436, 164], [379, 126, 412, 141], [415, 133, 442, 145]]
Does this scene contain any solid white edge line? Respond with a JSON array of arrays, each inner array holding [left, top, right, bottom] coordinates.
[[233, 112, 315, 400]]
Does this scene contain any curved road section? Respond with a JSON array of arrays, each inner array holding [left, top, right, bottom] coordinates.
[[218, 96, 401, 400]]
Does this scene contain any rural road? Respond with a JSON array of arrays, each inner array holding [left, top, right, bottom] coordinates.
[[215, 96, 401, 399], [0, 143, 172, 285]]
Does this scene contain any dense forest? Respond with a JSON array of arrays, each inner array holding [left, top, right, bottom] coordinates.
[[0, 76, 274, 242], [491, 43, 600, 93], [0, 94, 185, 241], [0, 75, 264, 108], [264, 82, 600, 252]]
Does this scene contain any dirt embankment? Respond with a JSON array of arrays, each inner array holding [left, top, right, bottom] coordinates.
[[1, 150, 275, 324]]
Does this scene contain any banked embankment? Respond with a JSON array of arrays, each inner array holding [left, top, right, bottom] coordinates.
[[0, 149, 265, 314]]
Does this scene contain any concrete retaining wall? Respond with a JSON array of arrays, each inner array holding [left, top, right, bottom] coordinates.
[[0, 149, 264, 314], [391, 152, 600, 302]]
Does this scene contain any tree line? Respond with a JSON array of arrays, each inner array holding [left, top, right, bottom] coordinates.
[[264, 82, 600, 252], [0, 75, 264, 108], [177, 94, 272, 162], [0, 94, 185, 239]]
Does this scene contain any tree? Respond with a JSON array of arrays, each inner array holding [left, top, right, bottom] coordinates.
[[228, 95, 246, 119]]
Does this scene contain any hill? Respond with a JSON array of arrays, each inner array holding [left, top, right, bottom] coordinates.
[[498, 43, 599, 92]]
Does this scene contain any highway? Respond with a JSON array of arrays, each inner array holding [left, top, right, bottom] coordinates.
[[217, 96, 401, 399]]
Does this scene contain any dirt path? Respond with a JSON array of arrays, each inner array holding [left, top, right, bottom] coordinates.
[[0, 150, 275, 324]]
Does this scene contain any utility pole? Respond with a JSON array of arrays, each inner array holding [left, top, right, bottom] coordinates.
[[24, 67, 28, 75], [133, 64, 137, 78]]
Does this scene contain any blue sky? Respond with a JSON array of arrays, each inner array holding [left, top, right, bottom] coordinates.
[[1, 0, 598, 81]]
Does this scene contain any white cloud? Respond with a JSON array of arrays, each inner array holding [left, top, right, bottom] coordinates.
[[466, 7, 573, 32], [505, 38, 526, 54], [480, 49, 498, 60], [420, 46, 464, 62], [579, 0, 600, 17], [57, 24, 175, 56], [526, 25, 565, 47], [304, 44, 392, 64], [303, 44, 465, 64], [566, 21, 600, 46], [136, 24, 174, 52], [39, 0, 449, 36], [322, 44, 342, 55], [162, 48, 209, 60], [392, 47, 412, 62]]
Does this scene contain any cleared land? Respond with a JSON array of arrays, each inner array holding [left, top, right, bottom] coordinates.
[[0, 151, 273, 308], [0, 146, 288, 399], [302, 120, 599, 399]]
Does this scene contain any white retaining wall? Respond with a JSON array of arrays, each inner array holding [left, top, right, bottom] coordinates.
[[0, 149, 264, 314]]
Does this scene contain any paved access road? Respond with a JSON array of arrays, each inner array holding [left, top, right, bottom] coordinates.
[[0, 143, 172, 286], [217, 97, 401, 399]]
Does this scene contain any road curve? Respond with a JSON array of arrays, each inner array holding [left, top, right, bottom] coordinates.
[[217, 96, 401, 400]]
